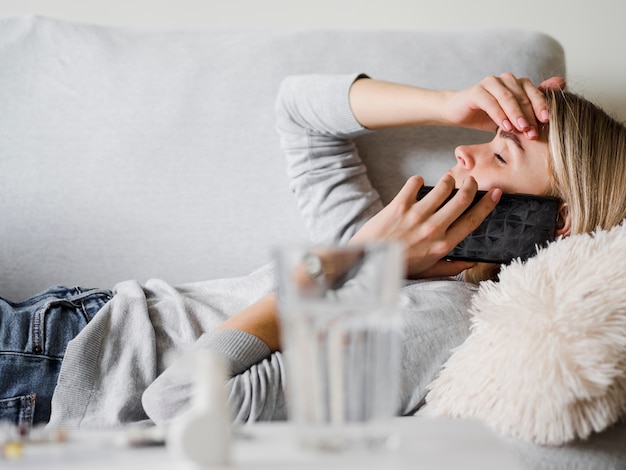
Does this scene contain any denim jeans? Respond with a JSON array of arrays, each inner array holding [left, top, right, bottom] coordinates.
[[0, 286, 113, 428]]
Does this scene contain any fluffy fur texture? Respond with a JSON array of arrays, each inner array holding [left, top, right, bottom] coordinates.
[[422, 222, 626, 446]]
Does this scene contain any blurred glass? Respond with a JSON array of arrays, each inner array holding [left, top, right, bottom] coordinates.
[[274, 242, 404, 451]]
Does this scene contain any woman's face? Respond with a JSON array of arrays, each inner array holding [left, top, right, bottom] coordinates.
[[447, 127, 551, 195]]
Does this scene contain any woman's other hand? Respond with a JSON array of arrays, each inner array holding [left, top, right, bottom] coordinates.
[[350, 174, 501, 279], [441, 73, 565, 139]]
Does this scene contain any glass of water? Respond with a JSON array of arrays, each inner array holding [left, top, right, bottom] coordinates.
[[274, 242, 404, 451]]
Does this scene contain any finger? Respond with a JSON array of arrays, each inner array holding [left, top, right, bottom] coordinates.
[[467, 80, 512, 133], [411, 173, 456, 214], [392, 175, 425, 209], [471, 75, 533, 135], [428, 176, 480, 228], [492, 73, 539, 135], [447, 187, 502, 244], [536, 77, 566, 127], [538, 76, 565, 92], [519, 78, 550, 125]]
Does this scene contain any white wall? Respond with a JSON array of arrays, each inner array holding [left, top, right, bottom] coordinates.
[[1, 0, 624, 120]]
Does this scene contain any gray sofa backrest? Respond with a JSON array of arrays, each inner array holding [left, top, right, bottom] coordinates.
[[0, 16, 565, 300]]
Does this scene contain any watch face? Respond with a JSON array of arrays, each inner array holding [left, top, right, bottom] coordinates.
[[303, 253, 324, 278]]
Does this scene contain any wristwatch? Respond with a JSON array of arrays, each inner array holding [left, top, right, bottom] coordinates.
[[302, 253, 326, 285]]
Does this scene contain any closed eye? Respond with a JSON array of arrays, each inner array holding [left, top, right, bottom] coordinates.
[[495, 153, 507, 164]]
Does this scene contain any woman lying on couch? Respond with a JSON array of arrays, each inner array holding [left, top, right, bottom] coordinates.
[[1, 72, 625, 432]]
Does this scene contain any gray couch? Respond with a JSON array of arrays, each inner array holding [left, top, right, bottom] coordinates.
[[1, 15, 624, 469]]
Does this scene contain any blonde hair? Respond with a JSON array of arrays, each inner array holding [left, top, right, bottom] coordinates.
[[545, 89, 626, 234]]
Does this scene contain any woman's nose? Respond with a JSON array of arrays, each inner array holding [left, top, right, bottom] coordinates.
[[455, 145, 475, 170]]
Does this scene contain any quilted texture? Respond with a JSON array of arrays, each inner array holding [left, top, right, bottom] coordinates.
[[449, 193, 559, 263]]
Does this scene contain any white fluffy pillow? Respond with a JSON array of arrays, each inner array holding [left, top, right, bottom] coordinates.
[[421, 222, 626, 446]]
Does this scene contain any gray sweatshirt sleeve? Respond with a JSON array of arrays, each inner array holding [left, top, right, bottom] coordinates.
[[275, 73, 384, 245], [142, 329, 288, 425]]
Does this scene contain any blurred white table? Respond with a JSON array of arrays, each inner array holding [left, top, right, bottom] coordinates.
[[4, 417, 523, 469]]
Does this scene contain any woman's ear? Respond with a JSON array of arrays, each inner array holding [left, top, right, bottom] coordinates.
[[556, 203, 571, 238]]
